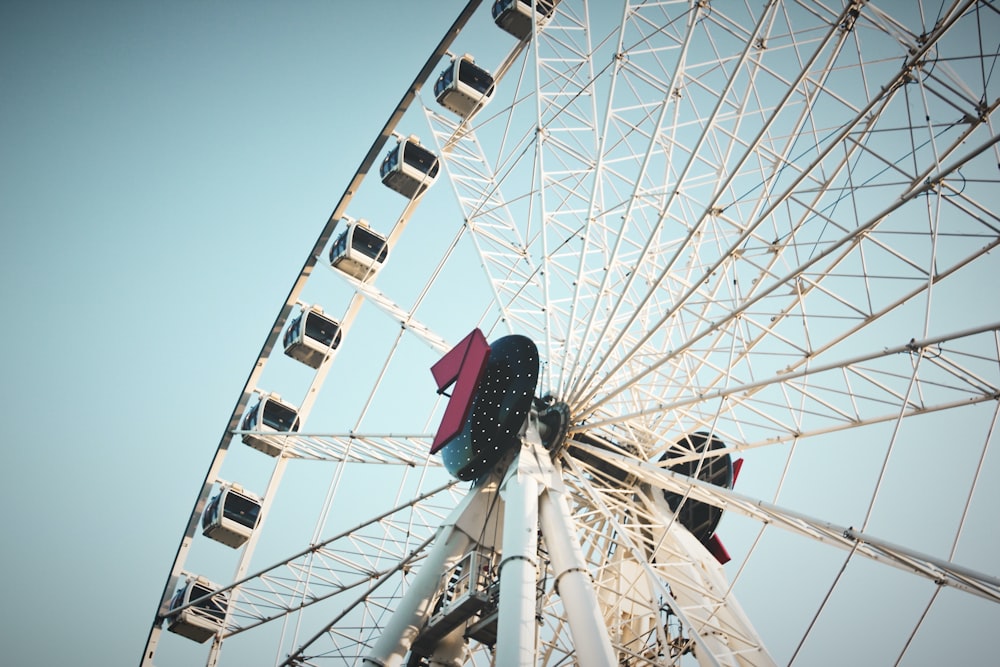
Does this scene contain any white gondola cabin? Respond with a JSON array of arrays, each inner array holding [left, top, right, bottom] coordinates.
[[329, 218, 389, 282], [492, 0, 558, 40], [283, 305, 343, 369], [434, 54, 495, 118], [241, 393, 300, 457], [166, 576, 228, 643], [379, 135, 439, 199], [201, 483, 262, 548]]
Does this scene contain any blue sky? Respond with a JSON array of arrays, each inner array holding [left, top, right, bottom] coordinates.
[[0, 2, 462, 664]]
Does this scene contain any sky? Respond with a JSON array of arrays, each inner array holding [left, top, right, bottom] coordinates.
[[0, 2, 463, 664], [2, 2, 998, 667]]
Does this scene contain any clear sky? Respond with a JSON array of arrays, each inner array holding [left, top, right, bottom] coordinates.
[[2, 2, 998, 667], [0, 2, 462, 664]]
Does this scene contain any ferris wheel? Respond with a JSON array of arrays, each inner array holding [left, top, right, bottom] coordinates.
[[142, 1, 1000, 665]]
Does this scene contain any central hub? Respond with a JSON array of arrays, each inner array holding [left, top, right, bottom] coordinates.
[[436, 334, 540, 481], [535, 397, 570, 453]]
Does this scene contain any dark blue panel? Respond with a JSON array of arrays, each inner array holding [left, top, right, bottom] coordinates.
[[438, 335, 539, 481]]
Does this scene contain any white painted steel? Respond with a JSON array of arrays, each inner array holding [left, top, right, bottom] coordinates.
[[496, 448, 543, 667], [537, 475, 618, 667], [362, 528, 471, 667]]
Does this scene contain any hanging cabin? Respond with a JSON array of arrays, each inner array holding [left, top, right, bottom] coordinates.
[[659, 431, 735, 556], [434, 54, 495, 118], [492, 0, 559, 40], [379, 136, 439, 199], [241, 393, 301, 457], [566, 432, 640, 488], [166, 576, 228, 643], [283, 305, 343, 369], [202, 483, 262, 548], [329, 218, 389, 282]]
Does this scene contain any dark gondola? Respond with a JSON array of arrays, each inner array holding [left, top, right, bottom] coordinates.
[[566, 432, 640, 488], [283, 305, 343, 369], [241, 393, 300, 457], [379, 135, 439, 199], [329, 218, 389, 282], [659, 431, 734, 547], [492, 0, 558, 40], [434, 54, 496, 118], [201, 483, 262, 548], [166, 576, 228, 643]]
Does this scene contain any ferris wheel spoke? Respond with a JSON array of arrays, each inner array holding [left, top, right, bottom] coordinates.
[[566, 0, 782, 402], [233, 432, 439, 465], [559, 2, 694, 398], [629, 196, 1000, 441], [567, 0, 998, 416], [418, 23, 549, 343], [425, 106, 547, 341], [328, 264, 453, 354], [584, 323, 1000, 457], [271, 553, 427, 665], [574, 95, 1000, 423], [566, 0, 869, 405], [577, 443, 1000, 604], [531, 1, 605, 391]]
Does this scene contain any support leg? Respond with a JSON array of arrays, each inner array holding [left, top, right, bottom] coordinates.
[[538, 480, 617, 667], [363, 527, 470, 667], [496, 450, 541, 667], [427, 624, 468, 667], [361, 482, 501, 667]]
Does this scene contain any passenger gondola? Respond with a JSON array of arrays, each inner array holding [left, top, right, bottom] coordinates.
[[240, 392, 300, 457], [379, 135, 439, 199], [659, 432, 733, 545], [166, 576, 228, 643], [283, 304, 343, 368], [492, 0, 558, 40], [434, 54, 496, 118], [329, 218, 389, 282], [201, 483, 262, 548]]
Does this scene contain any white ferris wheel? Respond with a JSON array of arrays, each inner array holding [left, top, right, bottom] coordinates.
[[142, 1, 1000, 665]]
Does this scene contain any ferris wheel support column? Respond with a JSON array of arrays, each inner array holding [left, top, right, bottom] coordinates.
[[362, 498, 477, 667], [427, 624, 468, 667], [536, 465, 617, 666], [496, 444, 543, 667]]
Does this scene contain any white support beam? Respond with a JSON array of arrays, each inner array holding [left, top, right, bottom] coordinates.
[[538, 475, 618, 667], [584, 444, 1000, 602], [497, 448, 543, 667], [361, 482, 506, 667]]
